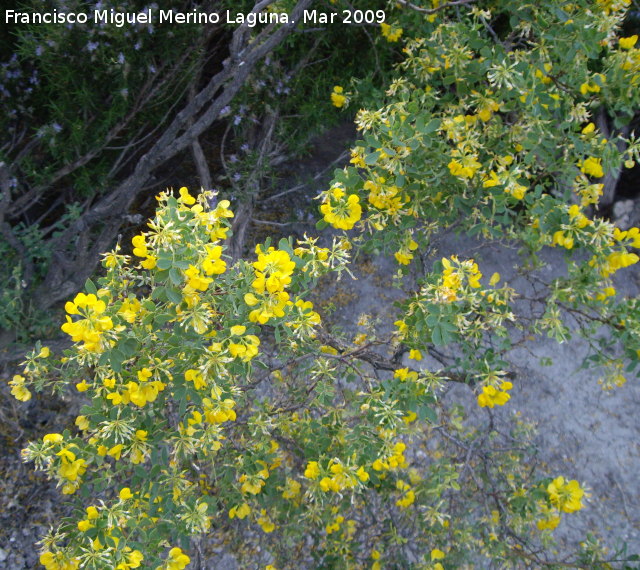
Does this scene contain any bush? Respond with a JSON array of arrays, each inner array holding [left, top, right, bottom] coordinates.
[[9, 0, 640, 568]]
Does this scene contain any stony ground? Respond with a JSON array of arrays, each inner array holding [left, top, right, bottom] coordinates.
[[324, 234, 640, 558], [1, 124, 639, 568]]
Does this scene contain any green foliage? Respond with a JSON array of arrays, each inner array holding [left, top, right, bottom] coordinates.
[[7, 0, 640, 568]]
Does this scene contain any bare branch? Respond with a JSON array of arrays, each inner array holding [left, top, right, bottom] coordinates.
[[30, 0, 313, 311], [396, 0, 476, 14]]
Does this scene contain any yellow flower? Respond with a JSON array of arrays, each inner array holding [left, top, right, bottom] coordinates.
[[9, 375, 32, 402], [108, 444, 124, 460], [282, 477, 302, 499], [547, 477, 584, 513], [356, 466, 370, 482], [40, 551, 80, 570], [580, 156, 604, 178], [229, 503, 251, 519], [77, 519, 94, 532], [160, 547, 190, 570], [331, 86, 347, 108], [409, 349, 422, 361], [119, 487, 134, 500], [179, 186, 196, 205], [380, 22, 403, 42], [619, 35, 638, 49], [75, 416, 89, 430], [320, 187, 361, 230], [448, 153, 481, 179], [581, 122, 595, 135], [43, 433, 64, 444], [431, 548, 445, 560], [304, 461, 321, 479], [257, 509, 276, 533], [477, 383, 512, 408], [230, 324, 247, 336]]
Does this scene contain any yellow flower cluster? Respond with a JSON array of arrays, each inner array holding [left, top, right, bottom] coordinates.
[[613, 226, 640, 248], [331, 85, 347, 108], [596, 250, 639, 277], [39, 551, 80, 570], [365, 177, 406, 214], [597, 0, 631, 15], [202, 386, 237, 424], [281, 477, 301, 500], [240, 461, 270, 495], [257, 509, 276, 533], [579, 73, 605, 96], [394, 234, 419, 265], [430, 548, 446, 570], [156, 547, 190, 570], [380, 23, 403, 42], [447, 151, 482, 179], [228, 325, 261, 361], [320, 184, 362, 230], [9, 374, 31, 401], [43, 434, 87, 494], [116, 548, 145, 569], [61, 292, 113, 352], [552, 204, 593, 250], [394, 368, 419, 382], [395, 479, 415, 508], [619, 34, 638, 50], [372, 441, 408, 472], [579, 156, 604, 178], [118, 297, 142, 323], [536, 500, 561, 531], [106, 368, 166, 408], [482, 157, 528, 200], [286, 298, 321, 339], [245, 246, 296, 325], [435, 255, 482, 303], [185, 190, 233, 242], [325, 514, 345, 534], [547, 476, 585, 513], [76, 505, 99, 532], [477, 381, 513, 408], [132, 234, 157, 270], [228, 502, 251, 519], [303, 460, 369, 492]]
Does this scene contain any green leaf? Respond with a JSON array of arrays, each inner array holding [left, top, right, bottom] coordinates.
[[169, 267, 183, 286], [365, 151, 380, 165], [84, 278, 98, 295], [166, 288, 182, 305], [156, 255, 172, 270], [421, 118, 441, 134], [110, 349, 125, 373], [119, 338, 140, 358], [419, 404, 438, 423], [278, 237, 293, 255]]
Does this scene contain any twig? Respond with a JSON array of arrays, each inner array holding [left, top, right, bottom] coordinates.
[[262, 151, 349, 203], [396, 0, 476, 15], [252, 218, 299, 227]]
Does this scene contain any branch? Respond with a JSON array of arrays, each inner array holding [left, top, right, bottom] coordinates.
[[0, 163, 35, 288], [396, 0, 476, 15], [30, 0, 313, 312]]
